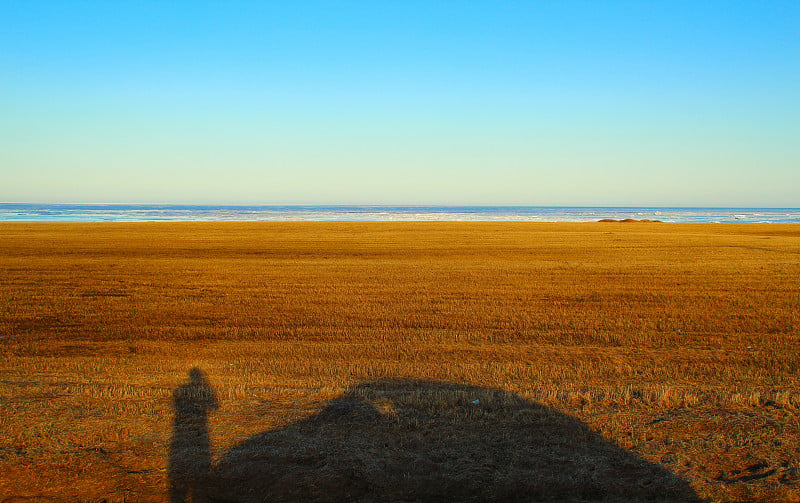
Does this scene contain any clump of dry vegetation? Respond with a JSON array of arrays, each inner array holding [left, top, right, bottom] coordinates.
[[0, 222, 798, 502]]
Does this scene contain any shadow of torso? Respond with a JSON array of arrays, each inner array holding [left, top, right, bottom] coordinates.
[[192, 379, 701, 503]]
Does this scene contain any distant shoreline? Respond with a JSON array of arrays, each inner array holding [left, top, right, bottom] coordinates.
[[1, 204, 799, 223]]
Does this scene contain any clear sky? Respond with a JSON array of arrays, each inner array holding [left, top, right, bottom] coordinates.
[[2, 1, 798, 206]]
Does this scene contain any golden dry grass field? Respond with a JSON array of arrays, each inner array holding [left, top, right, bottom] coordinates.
[[0, 222, 799, 502]]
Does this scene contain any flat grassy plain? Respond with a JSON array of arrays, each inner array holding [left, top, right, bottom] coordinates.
[[0, 222, 798, 502]]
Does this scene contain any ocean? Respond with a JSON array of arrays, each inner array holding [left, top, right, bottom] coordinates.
[[1, 204, 799, 223]]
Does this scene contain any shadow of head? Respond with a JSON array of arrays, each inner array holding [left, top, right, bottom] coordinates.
[[192, 378, 701, 502], [189, 367, 205, 384]]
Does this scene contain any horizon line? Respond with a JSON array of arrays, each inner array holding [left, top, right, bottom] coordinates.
[[2, 202, 799, 210]]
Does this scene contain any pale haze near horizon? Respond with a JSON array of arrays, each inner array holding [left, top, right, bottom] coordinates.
[[1, 2, 798, 207]]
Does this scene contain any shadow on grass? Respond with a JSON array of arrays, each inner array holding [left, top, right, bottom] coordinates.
[[169, 368, 219, 503], [170, 370, 702, 502]]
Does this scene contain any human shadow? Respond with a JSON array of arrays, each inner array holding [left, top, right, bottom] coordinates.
[[171, 376, 702, 502], [169, 368, 219, 503]]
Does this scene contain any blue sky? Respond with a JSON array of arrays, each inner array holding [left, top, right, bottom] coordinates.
[[2, 1, 798, 205]]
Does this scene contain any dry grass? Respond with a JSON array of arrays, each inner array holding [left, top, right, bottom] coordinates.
[[0, 222, 798, 502]]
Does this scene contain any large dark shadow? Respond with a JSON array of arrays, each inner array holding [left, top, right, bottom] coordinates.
[[171, 376, 702, 502]]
